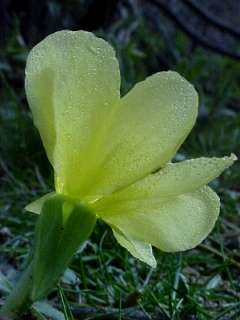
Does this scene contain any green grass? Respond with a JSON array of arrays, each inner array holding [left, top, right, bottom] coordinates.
[[0, 2, 240, 319]]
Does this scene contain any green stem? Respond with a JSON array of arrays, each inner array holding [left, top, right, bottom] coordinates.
[[0, 195, 96, 319], [0, 262, 34, 319]]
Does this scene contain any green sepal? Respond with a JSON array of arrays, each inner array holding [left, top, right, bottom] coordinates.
[[31, 194, 96, 301]]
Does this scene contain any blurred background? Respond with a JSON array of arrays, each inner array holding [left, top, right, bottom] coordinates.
[[0, 0, 239, 319]]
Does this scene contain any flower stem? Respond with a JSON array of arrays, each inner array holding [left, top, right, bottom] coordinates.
[[0, 262, 34, 319], [0, 195, 96, 319]]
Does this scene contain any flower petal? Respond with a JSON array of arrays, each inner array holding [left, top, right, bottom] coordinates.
[[93, 186, 220, 252], [112, 227, 156, 268], [86, 71, 198, 197], [25, 30, 120, 197], [100, 154, 236, 202]]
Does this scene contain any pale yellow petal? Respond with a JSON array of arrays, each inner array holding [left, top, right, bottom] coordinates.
[[101, 154, 236, 202], [112, 227, 156, 268], [86, 71, 198, 197], [25, 30, 120, 197], [93, 186, 220, 252]]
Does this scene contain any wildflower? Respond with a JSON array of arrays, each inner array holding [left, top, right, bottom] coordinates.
[[25, 30, 236, 268]]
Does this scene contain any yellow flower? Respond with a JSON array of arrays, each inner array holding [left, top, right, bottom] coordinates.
[[25, 30, 236, 268]]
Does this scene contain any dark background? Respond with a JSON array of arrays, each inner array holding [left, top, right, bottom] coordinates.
[[0, 1, 240, 319]]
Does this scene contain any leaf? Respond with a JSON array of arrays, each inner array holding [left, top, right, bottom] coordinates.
[[62, 268, 79, 285], [0, 271, 12, 294], [206, 274, 222, 290], [33, 302, 65, 320]]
